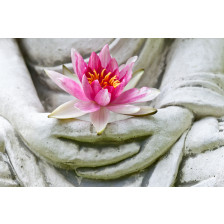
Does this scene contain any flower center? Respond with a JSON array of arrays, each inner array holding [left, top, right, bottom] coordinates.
[[87, 69, 120, 88]]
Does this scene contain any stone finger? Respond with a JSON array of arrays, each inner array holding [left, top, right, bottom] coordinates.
[[146, 131, 187, 187], [76, 134, 183, 180], [51, 107, 184, 143], [42, 139, 141, 168]]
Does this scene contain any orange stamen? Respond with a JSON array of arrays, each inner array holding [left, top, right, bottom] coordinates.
[[101, 69, 106, 78], [87, 69, 121, 88]]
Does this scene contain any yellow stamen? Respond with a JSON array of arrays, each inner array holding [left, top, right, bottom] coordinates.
[[101, 69, 106, 78], [87, 69, 121, 88], [109, 76, 117, 85]]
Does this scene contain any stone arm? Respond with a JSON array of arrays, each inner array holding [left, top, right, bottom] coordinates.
[[0, 39, 73, 186], [0, 39, 45, 124]]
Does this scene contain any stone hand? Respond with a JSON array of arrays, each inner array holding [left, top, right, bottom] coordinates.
[[17, 111, 159, 169], [75, 106, 193, 180]]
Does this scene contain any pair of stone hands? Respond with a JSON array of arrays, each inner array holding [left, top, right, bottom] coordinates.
[[2, 38, 190, 181], [20, 38, 224, 181], [18, 106, 193, 180], [3, 38, 224, 183]]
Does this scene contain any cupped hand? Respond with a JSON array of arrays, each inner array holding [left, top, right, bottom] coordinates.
[[17, 111, 153, 169], [76, 106, 194, 179]]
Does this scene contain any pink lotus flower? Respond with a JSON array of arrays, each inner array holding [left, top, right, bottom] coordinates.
[[45, 44, 160, 134]]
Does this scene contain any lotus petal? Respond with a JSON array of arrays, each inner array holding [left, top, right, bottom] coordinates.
[[94, 89, 111, 106], [126, 56, 138, 64], [71, 49, 87, 81], [48, 100, 86, 119], [91, 80, 102, 95], [90, 107, 109, 134], [112, 87, 160, 104], [82, 75, 94, 100], [106, 58, 119, 72], [110, 79, 126, 101], [129, 106, 157, 116], [119, 64, 125, 71], [45, 70, 88, 101], [75, 101, 100, 113], [88, 52, 101, 72], [107, 104, 140, 115], [119, 62, 135, 84], [133, 88, 160, 103], [99, 44, 111, 68]]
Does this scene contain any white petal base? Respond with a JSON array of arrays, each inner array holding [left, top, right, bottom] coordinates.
[[90, 107, 109, 134], [130, 106, 157, 116], [107, 104, 140, 115], [48, 100, 86, 119]]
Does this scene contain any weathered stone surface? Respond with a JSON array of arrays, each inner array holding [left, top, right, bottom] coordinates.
[[58, 168, 148, 187], [0, 161, 13, 179], [146, 131, 187, 187], [0, 131, 5, 153], [177, 146, 224, 186], [191, 177, 219, 187], [19, 38, 114, 67], [0, 116, 73, 187], [0, 156, 19, 187], [184, 117, 224, 155], [0, 178, 19, 187]]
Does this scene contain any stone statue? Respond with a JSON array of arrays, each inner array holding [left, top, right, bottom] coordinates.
[[0, 38, 223, 187]]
